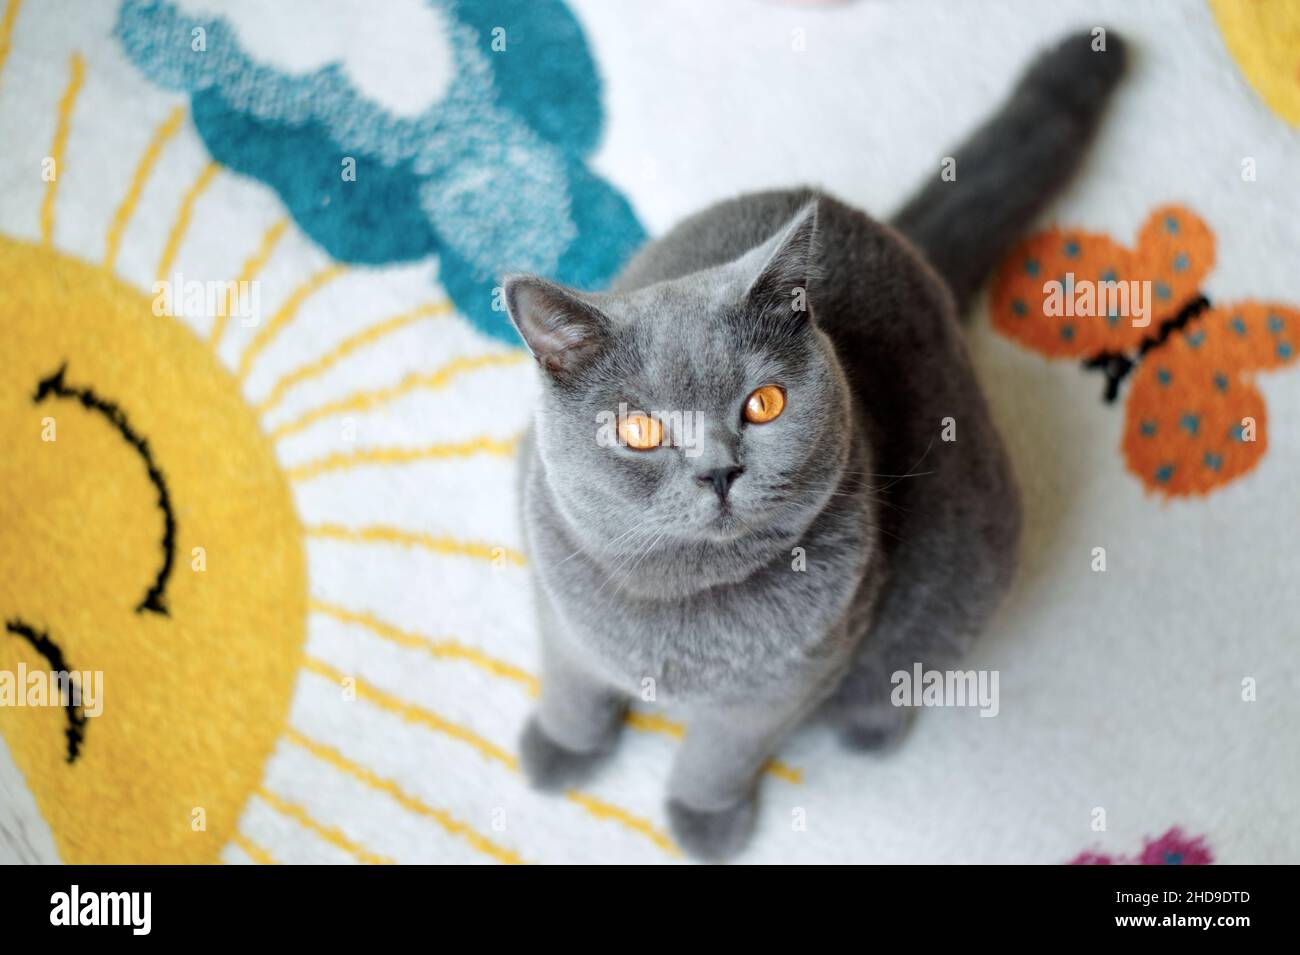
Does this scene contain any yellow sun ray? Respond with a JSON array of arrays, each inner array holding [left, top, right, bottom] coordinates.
[[305, 523, 526, 566], [310, 598, 538, 692], [207, 217, 289, 351], [287, 433, 520, 483], [765, 761, 802, 784], [564, 791, 680, 857], [255, 786, 395, 865], [230, 832, 278, 865], [623, 710, 682, 737], [103, 105, 185, 272], [39, 52, 84, 247], [269, 351, 527, 442], [304, 657, 518, 768], [254, 301, 453, 416], [285, 728, 526, 865], [303, 658, 678, 857], [237, 262, 347, 382], [0, 0, 24, 93], [153, 160, 219, 284]]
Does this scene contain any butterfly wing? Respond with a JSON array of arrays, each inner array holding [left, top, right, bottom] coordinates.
[[1133, 204, 1216, 325], [1122, 310, 1270, 497], [1194, 301, 1300, 372], [991, 228, 1147, 358], [990, 205, 1216, 360]]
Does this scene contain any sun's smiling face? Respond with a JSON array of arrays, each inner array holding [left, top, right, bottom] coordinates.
[[0, 9, 689, 865], [0, 237, 306, 864]]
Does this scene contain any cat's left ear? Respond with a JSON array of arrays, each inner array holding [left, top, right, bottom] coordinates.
[[503, 275, 612, 381], [743, 200, 819, 318]]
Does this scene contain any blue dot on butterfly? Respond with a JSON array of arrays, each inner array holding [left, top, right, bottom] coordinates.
[[1100, 268, 1118, 283], [1230, 315, 1247, 336], [1173, 253, 1189, 273], [1060, 324, 1075, 341], [1185, 328, 1206, 349], [1164, 215, 1180, 234], [1203, 452, 1223, 472], [1155, 464, 1176, 483], [1140, 420, 1157, 437], [1023, 258, 1040, 277], [1268, 314, 1285, 333], [1012, 298, 1028, 317], [1106, 309, 1120, 327], [1179, 413, 1200, 436], [1213, 371, 1229, 392], [1155, 281, 1171, 301], [1063, 240, 1080, 258], [1157, 367, 1173, 386], [1279, 341, 1293, 360], [1231, 424, 1247, 442]]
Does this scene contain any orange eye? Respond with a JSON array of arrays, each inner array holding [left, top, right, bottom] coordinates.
[[619, 412, 663, 450], [743, 385, 786, 424]]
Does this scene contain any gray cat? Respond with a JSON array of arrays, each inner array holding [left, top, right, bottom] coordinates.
[[504, 31, 1126, 860]]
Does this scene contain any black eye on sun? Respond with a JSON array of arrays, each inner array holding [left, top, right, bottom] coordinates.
[[33, 363, 176, 616], [4, 618, 87, 763], [5, 365, 179, 764]]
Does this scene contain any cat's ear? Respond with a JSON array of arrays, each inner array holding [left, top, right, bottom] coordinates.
[[503, 275, 611, 380], [744, 200, 819, 317]]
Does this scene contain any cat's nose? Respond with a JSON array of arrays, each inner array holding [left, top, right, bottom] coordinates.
[[696, 465, 743, 501]]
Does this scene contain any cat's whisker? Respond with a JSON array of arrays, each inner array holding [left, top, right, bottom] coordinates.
[[834, 471, 936, 494], [552, 518, 650, 568], [590, 522, 669, 596], [568, 508, 672, 565], [622, 529, 669, 580], [759, 481, 911, 518], [830, 437, 938, 491]]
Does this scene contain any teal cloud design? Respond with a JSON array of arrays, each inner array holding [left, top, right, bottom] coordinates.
[[116, 0, 645, 345]]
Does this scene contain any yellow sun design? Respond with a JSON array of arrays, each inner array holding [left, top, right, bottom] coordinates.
[[0, 54, 307, 864], [0, 30, 785, 865], [1210, 0, 1300, 128], [0, 235, 308, 864]]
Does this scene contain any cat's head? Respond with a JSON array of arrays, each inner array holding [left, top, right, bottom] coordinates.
[[506, 204, 852, 563]]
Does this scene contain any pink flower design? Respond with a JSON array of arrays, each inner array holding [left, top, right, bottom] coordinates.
[[1135, 828, 1213, 866], [1068, 849, 1116, 865], [1068, 827, 1213, 865]]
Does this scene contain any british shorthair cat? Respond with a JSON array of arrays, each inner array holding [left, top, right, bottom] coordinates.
[[505, 30, 1126, 860]]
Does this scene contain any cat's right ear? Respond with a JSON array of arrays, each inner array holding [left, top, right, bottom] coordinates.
[[503, 275, 611, 381], [742, 200, 819, 321]]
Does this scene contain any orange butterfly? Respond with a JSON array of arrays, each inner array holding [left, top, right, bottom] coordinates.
[[991, 204, 1299, 497]]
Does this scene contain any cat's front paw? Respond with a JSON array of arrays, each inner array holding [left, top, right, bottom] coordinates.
[[667, 796, 757, 862], [518, 717, 615, 792], [833, 702, 915, 753]]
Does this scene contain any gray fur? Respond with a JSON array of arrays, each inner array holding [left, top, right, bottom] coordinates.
[[893, 30, 1128, 312], [503, 30, 1125, 860]]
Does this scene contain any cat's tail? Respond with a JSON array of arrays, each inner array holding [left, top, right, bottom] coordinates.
[[891, 29, 1127, 314]]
